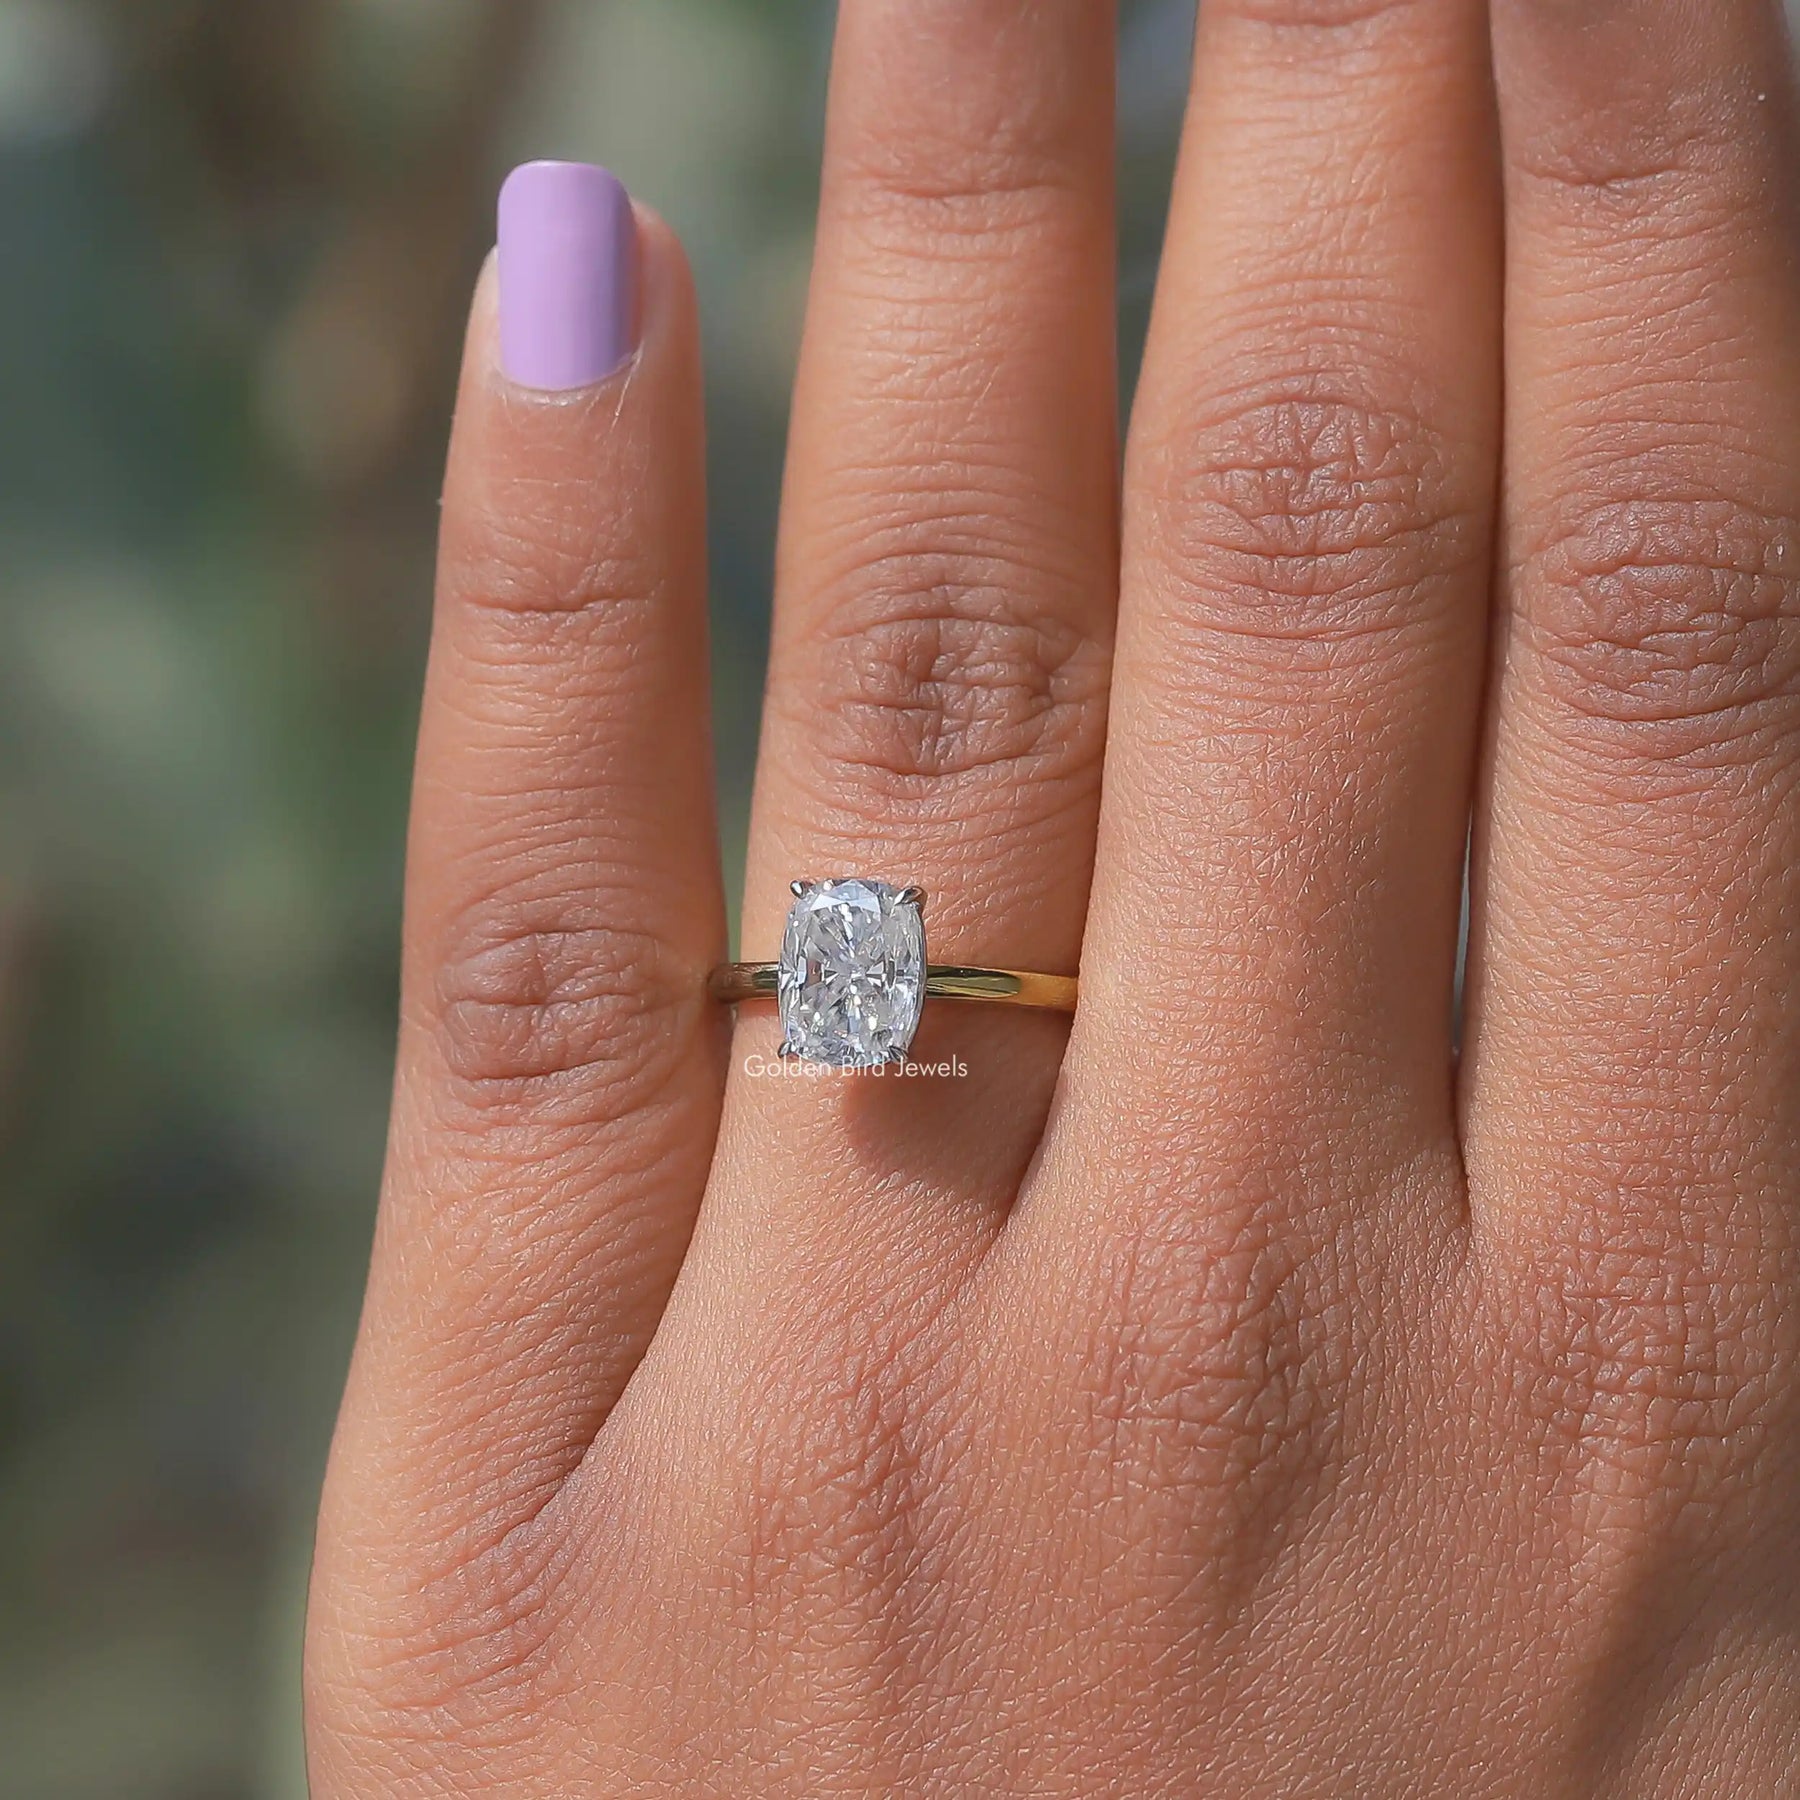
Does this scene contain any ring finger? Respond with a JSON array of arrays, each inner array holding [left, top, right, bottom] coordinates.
[[701, 0, 1121, 1285]]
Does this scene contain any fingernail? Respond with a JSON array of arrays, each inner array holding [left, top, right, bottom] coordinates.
[[497, 160, 638, 391]]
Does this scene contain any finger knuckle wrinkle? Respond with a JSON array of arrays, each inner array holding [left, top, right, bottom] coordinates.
[[1512, 92, 1745, 215], [1508, 1240, 1786, 1501], [798, 560, 1108, 795], [731, 1337, 949, 1655], [1085, 1199, 1345, 1546], [454, 504, 663, 634], [1517, 495, 1800, 752], [837, 55, 1092, 230], [1150, 391, 1473, 643], [841, 147, 1083, 248], [313, 1524, 572, 1743], [1222, 0, 1428, 34], [434, 901, 696, 1118], [1515, 138, 1710, 209]]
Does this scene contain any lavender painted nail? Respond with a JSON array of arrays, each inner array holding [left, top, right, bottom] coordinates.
[[498, 161, 638, 391]]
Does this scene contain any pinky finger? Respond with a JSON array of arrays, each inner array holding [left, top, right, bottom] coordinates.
[[310, 163, 725, 1713]]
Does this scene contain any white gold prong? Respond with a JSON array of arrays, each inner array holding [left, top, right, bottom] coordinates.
[[715, 872, 1077, 1062], [777, 877, 927, 1066]]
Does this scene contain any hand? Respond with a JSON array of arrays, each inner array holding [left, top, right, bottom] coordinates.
[[304, 3, 1800, 1792]]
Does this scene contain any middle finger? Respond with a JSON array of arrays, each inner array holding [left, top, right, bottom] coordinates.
[[1042, 0, 1503, 1262], [984, 5, 1506, 1774]]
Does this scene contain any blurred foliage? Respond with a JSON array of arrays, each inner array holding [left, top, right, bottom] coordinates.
[[0, 2, 1188, 1793]]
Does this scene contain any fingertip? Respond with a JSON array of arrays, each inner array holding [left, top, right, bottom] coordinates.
[[628, 200, 699, 350], [496, 160, 640, 392]]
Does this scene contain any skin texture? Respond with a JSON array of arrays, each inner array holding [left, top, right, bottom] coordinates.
[[306, 2, 1800, 1793]]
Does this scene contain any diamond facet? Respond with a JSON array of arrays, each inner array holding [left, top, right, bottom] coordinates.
[[778, 879, 926, 1069]]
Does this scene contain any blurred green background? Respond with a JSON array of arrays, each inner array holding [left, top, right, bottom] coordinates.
[[0, 1, 1191, 1792]]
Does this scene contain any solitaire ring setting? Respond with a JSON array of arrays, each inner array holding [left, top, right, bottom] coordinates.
[[708, 878, 1078, 1070]]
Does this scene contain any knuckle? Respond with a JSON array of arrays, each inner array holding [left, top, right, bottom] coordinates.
[[308, 1516, 576, 1761], [1513, 492, 1800, 757], [1510, 126, 1721, 211], [1143, 385, 1479, 652], [1214, 0, 1431, 33], [431, 886, 702, 1125], [1078, 1178, 1350, 1598], [1498, 1221, 1792, 1511], [744, 1341, 919, 1568], [1503, 37, 1758, 218], [724, 1327, 962, 1662], [460, 516, 648, 618], [838, 142, 1084, 247], [832, 13, 1097, 234], [790, 551, 1109, 802], [447, 472, 670, 646]]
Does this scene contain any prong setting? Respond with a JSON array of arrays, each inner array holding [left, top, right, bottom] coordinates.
[[777, 878, 927, 1069]]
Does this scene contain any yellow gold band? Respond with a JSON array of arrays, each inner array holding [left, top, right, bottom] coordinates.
[[708, 963, 1077, 1012]]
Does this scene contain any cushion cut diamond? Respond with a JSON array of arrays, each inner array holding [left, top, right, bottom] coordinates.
[[779, 879, 926, 1069]]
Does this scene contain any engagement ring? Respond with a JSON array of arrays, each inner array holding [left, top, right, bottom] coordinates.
[[709, 878, 1078, 1071]]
